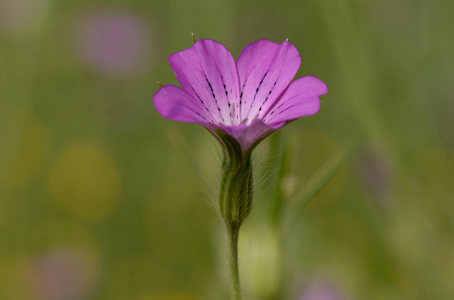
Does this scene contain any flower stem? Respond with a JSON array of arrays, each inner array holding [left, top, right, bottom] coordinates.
[[227, 223, 241, 300]]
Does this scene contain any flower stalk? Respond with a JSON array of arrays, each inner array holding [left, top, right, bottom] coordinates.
[[217, 129, 254, 299], [227, 222, 241, 300]]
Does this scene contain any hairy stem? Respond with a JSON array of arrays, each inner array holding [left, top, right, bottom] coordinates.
[[227, 223, 241, 300]]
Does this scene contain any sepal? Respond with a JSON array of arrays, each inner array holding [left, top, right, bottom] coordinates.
[[217, 129, 254, 227]]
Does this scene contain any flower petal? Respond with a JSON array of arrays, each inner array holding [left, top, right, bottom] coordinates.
[[169, 39, 240, 126], [236, 40, 301, 124], [153, 84, 209, 124], [263, 75, 328, 126]]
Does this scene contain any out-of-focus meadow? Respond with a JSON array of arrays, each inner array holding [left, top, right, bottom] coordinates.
[[1, 0, 453, 299]]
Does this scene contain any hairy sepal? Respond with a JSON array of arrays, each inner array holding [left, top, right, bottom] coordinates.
[[217, 129, 254, 227]]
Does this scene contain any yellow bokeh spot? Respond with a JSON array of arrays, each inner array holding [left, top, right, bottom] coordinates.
[[239, 225, 281, 299], [48, 141, 120, 221], [0, 109, 49, 190], [0, 257, 35, 300], [28, 219, 100, 256], [418, 149, 454, 201]]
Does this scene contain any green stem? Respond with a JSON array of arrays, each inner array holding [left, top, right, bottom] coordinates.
[[227, 223, 241, 300]]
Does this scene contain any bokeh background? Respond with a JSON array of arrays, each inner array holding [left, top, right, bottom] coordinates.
[[1, 0, 453, 299]]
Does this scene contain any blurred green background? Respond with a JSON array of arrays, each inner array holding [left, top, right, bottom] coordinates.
[[1, 0, 453, 299]]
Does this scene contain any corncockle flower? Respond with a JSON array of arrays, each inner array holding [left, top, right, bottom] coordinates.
[[153, 38, 327, 299]]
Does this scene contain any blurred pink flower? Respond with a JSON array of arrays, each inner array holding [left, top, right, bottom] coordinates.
[[31, 247, 99, 300], [75, 8, 151, 76], [299, 279, 349, 300], [356, 147, 393, 203]]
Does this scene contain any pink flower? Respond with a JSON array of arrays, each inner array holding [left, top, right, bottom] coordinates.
[[153, 39, 327, 153], [299, 280, 349, 300], [356, 147, 393, 203], [31, 248, 98, 300], [75, 9, 150, 76]]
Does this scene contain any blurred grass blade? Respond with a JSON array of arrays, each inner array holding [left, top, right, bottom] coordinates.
[[286, 141, 354, 222], [165, 126, 200, 170], [269, 132, 290, 227]]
